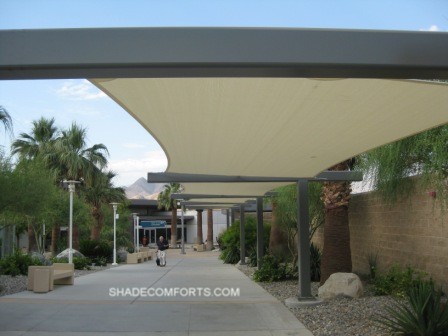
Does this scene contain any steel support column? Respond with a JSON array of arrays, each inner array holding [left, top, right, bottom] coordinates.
[[256, 197, 264, 269], [239, 204, 246, 265], [226, 209, 230, 229], [230, 208, 235, 224], [297, 179, 313, 299]]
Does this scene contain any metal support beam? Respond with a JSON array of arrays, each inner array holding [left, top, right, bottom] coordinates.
[[256, 197, 264, 269], [149, 171, 362, 183], [171, 193, 261, 200], [297, 179, 312, 299], [2, 28, 448, 79], [181, 201, 241, 206], [226, 209, 230, 229], [230, 208, 235, 225], [239, 204, 246, 266]]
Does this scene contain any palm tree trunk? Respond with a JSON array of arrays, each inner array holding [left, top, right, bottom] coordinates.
[[196, 209, 203, 244], [320, 160, 353, 284], [170, 207, 177, 247], [206, 209, 213, 251], [320, 206, 352, 284], [269, 201, 289, 258], [28, 222, 36, 252], [51, 225, 60, 254], [73, 223, 80, 250], [90, 210, 104, 241]]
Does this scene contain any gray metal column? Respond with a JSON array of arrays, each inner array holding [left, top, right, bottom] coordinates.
[[230, 208, 235, 225], [226, 209, 230, 229], [297, 179, 312, 299], [256, 197, 264, 269], [239, 204, 246, 265]]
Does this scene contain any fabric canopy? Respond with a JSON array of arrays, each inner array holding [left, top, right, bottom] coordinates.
[[92, 78, 448, 198]]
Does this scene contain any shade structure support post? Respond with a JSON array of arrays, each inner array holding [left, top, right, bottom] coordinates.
[[230, 208, 235, 225], [136, 216, 140, 252], [297, 179, 313, 299], [256, 197, 264, 269], [239, 204, 246, 265], [181, 205, 186, 254], [226, 209, 230, 229]]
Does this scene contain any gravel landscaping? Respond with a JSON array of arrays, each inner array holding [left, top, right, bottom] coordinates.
[[237, 264, 398, 336], [0, 264, 115, 297]]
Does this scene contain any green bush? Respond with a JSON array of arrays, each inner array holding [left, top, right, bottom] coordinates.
[[253, 254, 293, 282], [52, 256, 91, 270], [377, 280, 448, 335], [80, 239, 112, 263], [0, 249, 43, 276], [218, 217, 270, 264], [374, 264, 428, 298]]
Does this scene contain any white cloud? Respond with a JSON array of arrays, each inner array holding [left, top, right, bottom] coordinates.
[[108, 150, 168, 187], [56, 79, 107, 100], [420, 25, 440, 31]]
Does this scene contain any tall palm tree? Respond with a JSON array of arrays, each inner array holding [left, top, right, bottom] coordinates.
[[0, 105, 13, 137], [82, 170, 126, 240], [320, 159, 355, 284], [47, 123, 109, 249], [49, 123, 109, 183], [157, 183, 183, 246], [11, 117, 57, 160]]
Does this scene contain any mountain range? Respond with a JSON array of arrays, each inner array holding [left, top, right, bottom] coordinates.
[[124, 177, 165, 200]]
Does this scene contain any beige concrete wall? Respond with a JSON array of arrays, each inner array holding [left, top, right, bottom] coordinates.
[[313, 181, 448, 289]]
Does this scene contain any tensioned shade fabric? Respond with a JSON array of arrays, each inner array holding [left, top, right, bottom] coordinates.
[[92, 78, 448, 197]]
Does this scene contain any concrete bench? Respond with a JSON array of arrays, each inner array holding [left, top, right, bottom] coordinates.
[[194, 244, 205, 252], [127, 249, 154, 263], [28, 263, 74, 293], [127, 252, 143, 264]]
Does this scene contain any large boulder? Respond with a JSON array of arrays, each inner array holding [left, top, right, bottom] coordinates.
[[318, 273, 363, 299]]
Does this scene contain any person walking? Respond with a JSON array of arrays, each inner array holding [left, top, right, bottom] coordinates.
[[156, 236, 169, 266]]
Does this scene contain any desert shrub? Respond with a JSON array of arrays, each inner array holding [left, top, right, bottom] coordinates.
[[218, 217, 270, 265], [52, 256, 91, 270], [374, 264, 428, 298], [80, 239, 112, 264], [0, 249, 43, 276], [253, 254, 292, 282], [377, 280, 448, 335]]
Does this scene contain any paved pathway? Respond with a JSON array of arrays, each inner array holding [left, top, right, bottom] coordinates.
[[0, 250, 313, 336]]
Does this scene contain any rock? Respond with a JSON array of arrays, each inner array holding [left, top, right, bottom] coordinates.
[[55, 248, 85, 260], [318, 273, 363, 299]]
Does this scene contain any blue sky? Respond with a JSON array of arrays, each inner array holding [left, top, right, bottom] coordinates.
[[0, 0, 447, 186]]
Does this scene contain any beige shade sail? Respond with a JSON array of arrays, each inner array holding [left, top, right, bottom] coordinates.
[[92, 78, 448, 197]]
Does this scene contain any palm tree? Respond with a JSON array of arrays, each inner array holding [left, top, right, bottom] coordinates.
[[320, 159, 355, 284], [0, 105, 13, 137], [82, 170, 126, 240], [157, 183, 183, 246], [11, 117, 57, 160], [49, 123, 109, 183], [50, 123, 109, 249]]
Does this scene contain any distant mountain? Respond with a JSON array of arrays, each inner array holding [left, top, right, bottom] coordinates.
[[125, 177, 165, 200]]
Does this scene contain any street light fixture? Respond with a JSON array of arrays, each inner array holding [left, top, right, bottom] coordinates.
[[63, 180, 81, 264], [110, 203, 120, 266], [131, 213, 138, 252]]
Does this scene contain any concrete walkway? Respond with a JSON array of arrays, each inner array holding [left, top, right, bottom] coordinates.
[[0, 250, 313, 336]]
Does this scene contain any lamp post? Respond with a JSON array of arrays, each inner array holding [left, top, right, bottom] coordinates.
[[131, 213, 138, 251], [63, 180, 80, 264], [136, 215, 140, 252], [110, 203, 120, 266]]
